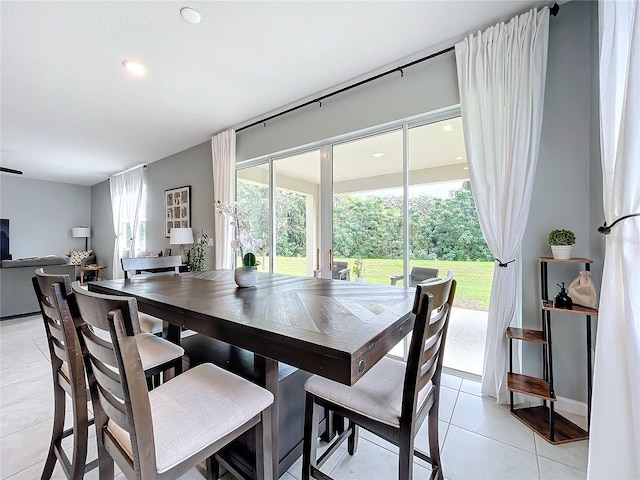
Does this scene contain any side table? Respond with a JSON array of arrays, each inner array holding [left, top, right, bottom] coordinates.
[[80, 264, 107, 285]]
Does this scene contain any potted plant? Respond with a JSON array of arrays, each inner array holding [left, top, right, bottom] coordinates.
[[353, 257, 365, 282], [215, 201, 264, 287], [189, 230, 209, 272], [548, 229, 575, 260]]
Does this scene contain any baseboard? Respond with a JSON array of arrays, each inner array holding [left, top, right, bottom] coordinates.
[[555, 395, 588, 417]]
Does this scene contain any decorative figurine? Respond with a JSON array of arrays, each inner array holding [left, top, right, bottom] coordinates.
[[554, 282, 573, 309]]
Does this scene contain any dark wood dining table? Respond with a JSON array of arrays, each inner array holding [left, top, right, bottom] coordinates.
[[88, 269, 417, 479]]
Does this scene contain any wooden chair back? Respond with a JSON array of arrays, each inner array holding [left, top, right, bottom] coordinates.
[[32, 269, 96, 479], [403, 272, 456, 430], [121, 255, 182, 279], [71, 282, 156, 478]]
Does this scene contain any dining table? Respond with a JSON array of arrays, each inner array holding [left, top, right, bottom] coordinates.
[[88, 269, 417, 479]]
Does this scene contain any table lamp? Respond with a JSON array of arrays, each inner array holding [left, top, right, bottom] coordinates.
[[72, 227, 90, 250], [169, 227, 193, 263]]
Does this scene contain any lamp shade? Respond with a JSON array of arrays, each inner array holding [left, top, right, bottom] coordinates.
[[72, 227, 90, 238], [170, 227, 194, 245]]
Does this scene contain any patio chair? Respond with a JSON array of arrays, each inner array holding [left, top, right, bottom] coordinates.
[[332, 262, 351, 281], [302, 272, 456, 480], [390, 266, 439, 286]]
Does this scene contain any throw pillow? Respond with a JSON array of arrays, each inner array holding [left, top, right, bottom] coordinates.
[[69, 250, 93, 266]]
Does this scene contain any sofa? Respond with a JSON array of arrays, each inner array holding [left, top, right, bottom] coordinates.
[[0, 252, 95, 318]]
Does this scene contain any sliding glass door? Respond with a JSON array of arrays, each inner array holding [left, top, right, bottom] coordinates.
[[328, 129, 404, 283], [236, 109, 493, 374], [274, 151, 321, 276]]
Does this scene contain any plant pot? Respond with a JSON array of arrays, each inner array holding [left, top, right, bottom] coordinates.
[[551, 245, 572, 260], [234, 267, 258, 287], [355, 276, 365, 283]]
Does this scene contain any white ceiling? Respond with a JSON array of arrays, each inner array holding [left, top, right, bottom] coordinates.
[[1, 0, 546, 187]]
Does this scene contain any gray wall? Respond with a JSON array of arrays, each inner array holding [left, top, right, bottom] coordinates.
[[90, 141, 215, 277], [522, 0, 600, 403], [237, 52, 459, 162], [88, 0, 600, 403], [0, 175, 91, 258]]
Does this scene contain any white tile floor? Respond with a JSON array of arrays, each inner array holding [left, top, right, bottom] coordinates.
[[0, 315, 589, 480]]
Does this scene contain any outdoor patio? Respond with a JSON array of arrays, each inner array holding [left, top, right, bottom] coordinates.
[[443, 307, 487, 377]]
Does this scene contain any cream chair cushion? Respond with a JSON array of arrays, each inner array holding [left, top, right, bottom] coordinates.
[[136, 333, 184, 371], [305, 356, 433, 428], [138, 312, 164, 335], [107, 363, 274, 474]]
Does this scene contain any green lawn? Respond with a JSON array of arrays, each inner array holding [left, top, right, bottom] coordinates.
[[269, 257, 494, 311]]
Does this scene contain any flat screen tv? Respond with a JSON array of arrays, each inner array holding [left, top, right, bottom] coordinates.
[[1, 219, 10, 260]]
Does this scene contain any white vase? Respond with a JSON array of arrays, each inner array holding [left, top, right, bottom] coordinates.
[[355, 276, 365, 283], [234, 267, 258, 287], [551, 245, 572, 260]]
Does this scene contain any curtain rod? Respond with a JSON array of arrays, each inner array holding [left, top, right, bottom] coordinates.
[[109, 163, 148, 179], [236, 2, 559, 134]]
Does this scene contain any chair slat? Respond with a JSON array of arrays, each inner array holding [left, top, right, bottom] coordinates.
[[420, 335, 443, 368], [41, 301, 62, 323], [97, 386, 131, 434], [426, 305, 449, 338], [90, 358, 125, 400], [81, 326, 118, 368], [51, 342, 69, 364], [45, 318, 66, 345]]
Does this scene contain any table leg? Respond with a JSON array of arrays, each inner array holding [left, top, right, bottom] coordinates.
[[164, 323, 181, 346], [80, 270, 85, 285], [255, 355, 279, 480]]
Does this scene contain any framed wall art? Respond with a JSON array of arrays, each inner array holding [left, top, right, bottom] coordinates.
[[165, 186, 191, 237]]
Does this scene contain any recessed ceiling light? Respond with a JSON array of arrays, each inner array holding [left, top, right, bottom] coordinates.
[[122, 60, 147, 76], [456, 156, 464, 160], [442, 124, 453, 132], [463, 166, 469, 170], [372, 152, 384, 158], [180, 7, 201, 24]]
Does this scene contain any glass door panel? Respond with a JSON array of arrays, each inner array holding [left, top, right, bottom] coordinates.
[[237, 165, 270, 272], [273, 151, 321, 277], [408, 117, 492, 375], [331, 130, 404, 284]]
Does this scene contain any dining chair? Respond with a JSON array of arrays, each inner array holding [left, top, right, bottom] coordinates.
[[120, 256, 197, 340], [121, 256, 183, 335], [33, 270, 187, 477], [390, 266, 439, 287], [71, 283, 275, 480], [32, 273, 97, 480], [302, 272, 456, 480]]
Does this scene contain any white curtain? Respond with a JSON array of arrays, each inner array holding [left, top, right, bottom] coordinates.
[[588, 1, 640, 478], [455, 7, 550, 403], [211, 130, 236, 269], [109, 166, 145, 279]]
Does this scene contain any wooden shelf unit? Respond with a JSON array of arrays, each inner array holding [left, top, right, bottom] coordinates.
[[506, 257, 596, 444]]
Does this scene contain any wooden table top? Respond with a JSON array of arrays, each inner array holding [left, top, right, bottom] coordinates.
[[89, 270, 417, 385]]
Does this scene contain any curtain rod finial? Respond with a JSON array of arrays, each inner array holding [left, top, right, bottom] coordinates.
[[550, 3, 560, 17]]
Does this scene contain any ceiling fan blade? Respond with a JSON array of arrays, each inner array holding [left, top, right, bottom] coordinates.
[[0, 167, 23, 175]]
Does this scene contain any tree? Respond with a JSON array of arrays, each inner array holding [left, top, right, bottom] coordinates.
[[423, 183, 492, 261]]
